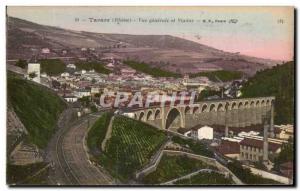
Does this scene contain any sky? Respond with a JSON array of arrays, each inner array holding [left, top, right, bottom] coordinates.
[[7, 6, 294, 61]]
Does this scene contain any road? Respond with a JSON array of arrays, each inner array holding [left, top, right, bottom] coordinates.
[[46, 110, 114, 185]]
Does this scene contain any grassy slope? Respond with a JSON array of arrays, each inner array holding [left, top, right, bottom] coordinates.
[[7, 72, 66, 148], [190, 70, 243, 82], [123, 60, 181, 78], [241, 62, 294, 124], [227, 161, 282, 185], [87, 112, 113, 153], [175, 171, 233, 185], [142, 155, 215, 184], [99, 116, 167, 182], [7, 162, 49, 185]]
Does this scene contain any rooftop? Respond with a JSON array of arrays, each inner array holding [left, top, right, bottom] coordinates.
[[216, 140, 240, 155], [240, 138, 281, 152]]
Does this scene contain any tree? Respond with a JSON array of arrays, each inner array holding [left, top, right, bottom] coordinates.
[[90, 105, 98, 113], [79, 96, 91, 107], [15, 59, 27, 69], [273, 138, 294, 171], [28, 72, 37, 79]]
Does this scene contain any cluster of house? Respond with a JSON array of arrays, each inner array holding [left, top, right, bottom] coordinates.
[[177, 123, 293, 177], [26, 58, 224, 118]]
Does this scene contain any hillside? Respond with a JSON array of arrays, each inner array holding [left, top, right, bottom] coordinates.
[[7, 72, 67, 148], [97, 116, 167, 182], [241, 62, 294, 124], [7, 16, 281, 75]]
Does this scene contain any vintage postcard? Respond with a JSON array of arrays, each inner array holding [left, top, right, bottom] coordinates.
[[6, 6, 294, 186]]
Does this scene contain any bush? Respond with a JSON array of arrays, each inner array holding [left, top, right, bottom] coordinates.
[[15, 59, 27, 69], [171, 136, 214, 158]]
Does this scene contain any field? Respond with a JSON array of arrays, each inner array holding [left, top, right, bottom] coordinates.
[[7, 72, 66, 148], [174, 171, 233, 185], [142, 154, 215, 184], [99, 116, 167, 181]]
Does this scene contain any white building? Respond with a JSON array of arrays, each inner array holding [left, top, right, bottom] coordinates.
[[191, 125, 213, 140], [61, 72, 70, 78], [41, 48, 50, 54], [91, 87, 100, 94], [74, 89, 91, 98], [27, 63, 41, 83], [63, 96, 78, 103], [122, 112, 136, 118], [67, 64, 76, 69]]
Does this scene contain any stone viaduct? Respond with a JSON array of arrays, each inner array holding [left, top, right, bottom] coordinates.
[[128, 96, 275, 136]]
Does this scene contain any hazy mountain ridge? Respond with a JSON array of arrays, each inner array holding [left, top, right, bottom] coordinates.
[[7, 16, 282, 75]]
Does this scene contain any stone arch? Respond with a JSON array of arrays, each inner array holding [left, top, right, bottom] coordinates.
[[165, 108, 183, 129], [231, 102, 237, 109], [139, 112, 144, 120], [154, 109, 161, 119], [193, 106, 200, 114], [238, 102, 243, 109], [134, 113, 137, 119], [209, 104, 216, 112], [256, 100, 260, 106], [250, 101, 255, 107], [271, 99, 275, 105], [217, 103, 224, 112], [266, 99, 270, 106], [185, 106, 191, 114], [146, 110, 153, 120], [201, 104, 208, 112], [244, 101, 249, 108], [224, 102, 230, 111], [261, 100, 265, 107]]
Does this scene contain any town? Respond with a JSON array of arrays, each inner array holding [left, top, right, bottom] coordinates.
[[6, 9, 294, 186], [9, 50, 293, 185]]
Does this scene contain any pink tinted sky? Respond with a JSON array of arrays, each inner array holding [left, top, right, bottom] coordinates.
[[7, 6, 294, 61], [195, 35, 293, 61]]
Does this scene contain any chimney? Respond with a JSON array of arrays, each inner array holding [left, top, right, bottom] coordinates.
[[269, 101, 275, 138], [262, 115, 269, 164]]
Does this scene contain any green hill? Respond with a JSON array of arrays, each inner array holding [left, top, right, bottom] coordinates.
[[241, 62, 294, 124], [7, 72, 67, 148]]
